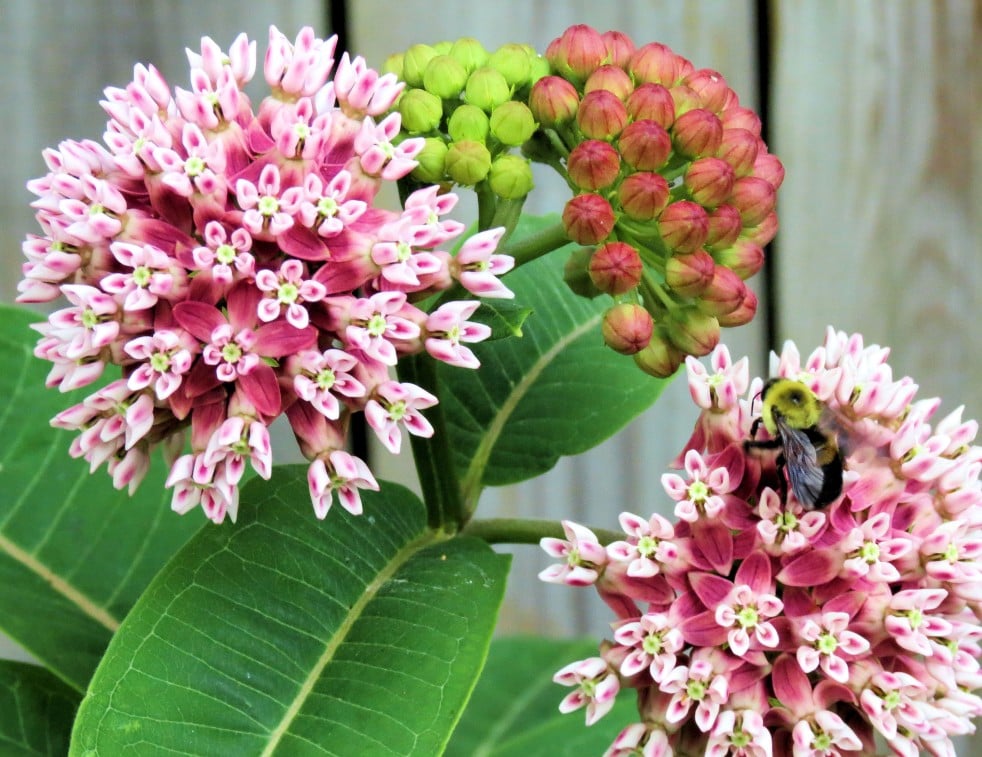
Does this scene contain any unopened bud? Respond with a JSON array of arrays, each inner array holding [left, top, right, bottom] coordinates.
[[528, 76, 580, 127], [584, 65, 634, 101], [696, 265, 746, 316], [589, 241, 643, 294], [742, 211, 778, 246], [601, 31, 636, 68], [576, 90, 629, 139], [664, 249, 715, 297], [488, 154, 534, 199], [465, 67, 511, 112], [449, 37, 489, 74], [669, 85, 703, 118], [563, 246, 602, 298], [753, 152, 785, 190], [445, 139, 492, 185], [705, 204, 743, 249], [716, 128, 760, 177], [448, 104, 490, 143], [618, 120, 672, 171], [658, 200, 709, 253], [666, 308, 719, 357], [422, 55, 469, 99], [562, 193, 616, 245], [681, 69, 731, 113], [720, 106, 762, 136], [729, 176, 776, 226], [412, 138, 449, 184], [547, 24, 609, 86], [602, 303, 653, 355], [717, 287, 757, 327], [489, 101, 537, 146], [684, 157, 735, 208], [634, 331, 685, 377], [399, 88, 443, 133], [618, 172, 670, 221], [567, 139, 621, 190], [382, 53, 404, 78], [489, 43, 533, 87], [528, 53, 551, 85], [625, 83, 675, 128], [672, 108, 723, 159], [713, 239, 764, 280], [403, 44, 439, 87], [629, 42, 685, 86]]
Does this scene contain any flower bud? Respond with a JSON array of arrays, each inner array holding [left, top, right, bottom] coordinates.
[[563, 193, 615, 245], [629, 43, 684, 86], [634, 331, 685, 377], [528, 53, 551, 85], [681, 69, 731, 113], [753, 152, 785, 189], [547, 24, 609, 86], [625, 83, 675, 128], [704, 204, 743, 249], [717, 287, 757, 327], [447, 104, 490, 143], [584, 65, 634, 101], [696, 265, 746, 316], [589, 241, 643, 295], [464, 66, 511, 112], [398, 88, 443, 133], [445, 139, 492, 185], [601, 31, 635, 68], [716, 128, 759, 177], [618, 172, 670, 221], [664, 249, 715, 297], [449, 37, 489, 74], [684, 157, 735, 208], [742, 211, 778, 246], [402, 44, 439, 87], [669, 85, 703, 118], [657, 200, 709, 253], [666, 308, 719, 357], [728, 176, 776, 226], [563, 246, 602, 298], [576, 90, 629, 139], [720, 106, 762, 135], [489, 101, 537, 146], [712, 239, 764, 280], [411, 138, 449, 184], [382, 53, 404, 78], [567, 139, 621, 190], [602, 303, 653, 355], [488, 154, 534, 199], [421, 55, 469, 100], [617, 120, 672, 171], [672, 108, 723, 159], [528, 76, 580, 127], [488, 43, 532, 87]]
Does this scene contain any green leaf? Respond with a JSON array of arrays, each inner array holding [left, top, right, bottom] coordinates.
[[0, 304, 200, 692], [472, 300, 533, 340], [438, 214, 669, 501], [447, 637, 637, 757], [0, 661, 79, 756], [71, 468, 510, 756]]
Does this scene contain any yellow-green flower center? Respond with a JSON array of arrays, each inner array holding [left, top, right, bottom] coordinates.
[[816, 631, 838, 655], [860, 541, 880, 563], [276, 282, 299, 305], [637, 535, 658, 558], [317, 197, 339, 217], [315, 368, 337, 391], [150, 353, 171, 373], [258, 196, 280, 216], [688, 480, 709, 503], [185, 155, 206, 178], [132, 265, 152, 287], [736, 606, 759, 628], [641, 633, 663, 655], [366, 313, 388, 337], [387, 399, 407, 422], [222, 343, 242, 363], [686, 679, 706, 701]]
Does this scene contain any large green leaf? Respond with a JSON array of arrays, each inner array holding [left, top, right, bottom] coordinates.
[[0, 304, 200, 691], [0, 661, 79, 756], [437, 215, 669, 501], [71, 469, 510, 755], [447, 637, 637, 756]]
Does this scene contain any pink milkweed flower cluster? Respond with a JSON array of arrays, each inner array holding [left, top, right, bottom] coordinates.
[[21, 26, 514, 524], [541, 328, 982, 756]]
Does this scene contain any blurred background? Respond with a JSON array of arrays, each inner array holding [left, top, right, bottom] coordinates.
[[0, 0, 978, 743]]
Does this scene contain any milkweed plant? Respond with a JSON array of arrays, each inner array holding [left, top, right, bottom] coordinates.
[[4, 22, 978, 756]]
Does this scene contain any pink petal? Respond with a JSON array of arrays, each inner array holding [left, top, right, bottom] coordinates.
[[238, 363, 281, 416], [735, 550, 773, 593], [253, 321, 318, 356], [174, 301, 225, 343], [777, 549, 842, 587]]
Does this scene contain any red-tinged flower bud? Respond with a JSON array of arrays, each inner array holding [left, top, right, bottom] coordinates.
[[696, 265, 747, 316], [720, 106, 762, 136], [665, 249, 715, 297], [488, 154, 534, 199], [464, 67, 511, 112], [411, 138, 449, 184], [448, 103, 490, 143], [712, 239, 765, 280], [669, 85, 702, 118], [717, 287, 757, 326], [488, 43, 533, 87], [634, 331, 685, 377], [753, 152, 785, 190], [666, 308, 719, 357], [589, 241, 643, 295], [728, 176, 776, 226], [567, 140, 621, 190], [449, 37, 489, 74], [742, 211, 778, 246], [625, 83, 675, 128], [672, 108, 723, 159], [402, 44, 439, 87], [618, 120, 672, 171], [584, 65, 634, 101], [563, 193, 616, 245], [716, 128, 760, 177], [681, 69, 731, 113], [629, 42, 684, 86], [601, 30, 635, 68], [547, 24, 609, 86], [576, 89, 629, 139], [618, 172, 670, 221], [398, 88, 443, 133], [602, 303, 653, 355], [684, 157, 735, 208], [445, 139, 492, 185], [658, 200, 709, 253], [705, 204, 743, 249], [422, 55, 469, 99], [528, 76, 580, 127], [564, 246, 602, 298], [489, 101, 537, 146]]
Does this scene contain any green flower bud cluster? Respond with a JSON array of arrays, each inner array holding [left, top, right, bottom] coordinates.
[[385, 38, 544, 200]]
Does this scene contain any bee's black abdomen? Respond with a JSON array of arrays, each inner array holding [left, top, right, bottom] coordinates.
[[812, 453, 843, 507]]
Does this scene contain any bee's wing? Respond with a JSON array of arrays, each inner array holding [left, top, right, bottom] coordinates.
[[776, 417, 825, 506]]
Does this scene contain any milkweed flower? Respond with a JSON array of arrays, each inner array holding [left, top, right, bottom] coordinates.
[[542, 327, 982, 755], [21, 26, 514, 523]]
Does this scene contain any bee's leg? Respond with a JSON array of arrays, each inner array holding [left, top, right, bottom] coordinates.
[[774, 452, 789, 504], [744, 436, 781, 451]]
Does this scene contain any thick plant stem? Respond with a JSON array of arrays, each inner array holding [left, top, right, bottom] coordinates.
[[462, 517, 622, 546], [501, 220, 570, 267]]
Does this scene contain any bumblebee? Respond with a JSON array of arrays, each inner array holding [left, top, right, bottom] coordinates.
[[744, 378, 844, 509]]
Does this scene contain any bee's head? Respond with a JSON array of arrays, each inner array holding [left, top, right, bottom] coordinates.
[[764, 379, 822, 428]]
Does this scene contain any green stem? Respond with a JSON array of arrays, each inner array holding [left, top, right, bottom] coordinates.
[[489, 196, 527, 248], [476, 181, 497, 231], [500, 220, 570, 266], [461, 517, 623, 546], [641, 271, 678, 313]]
